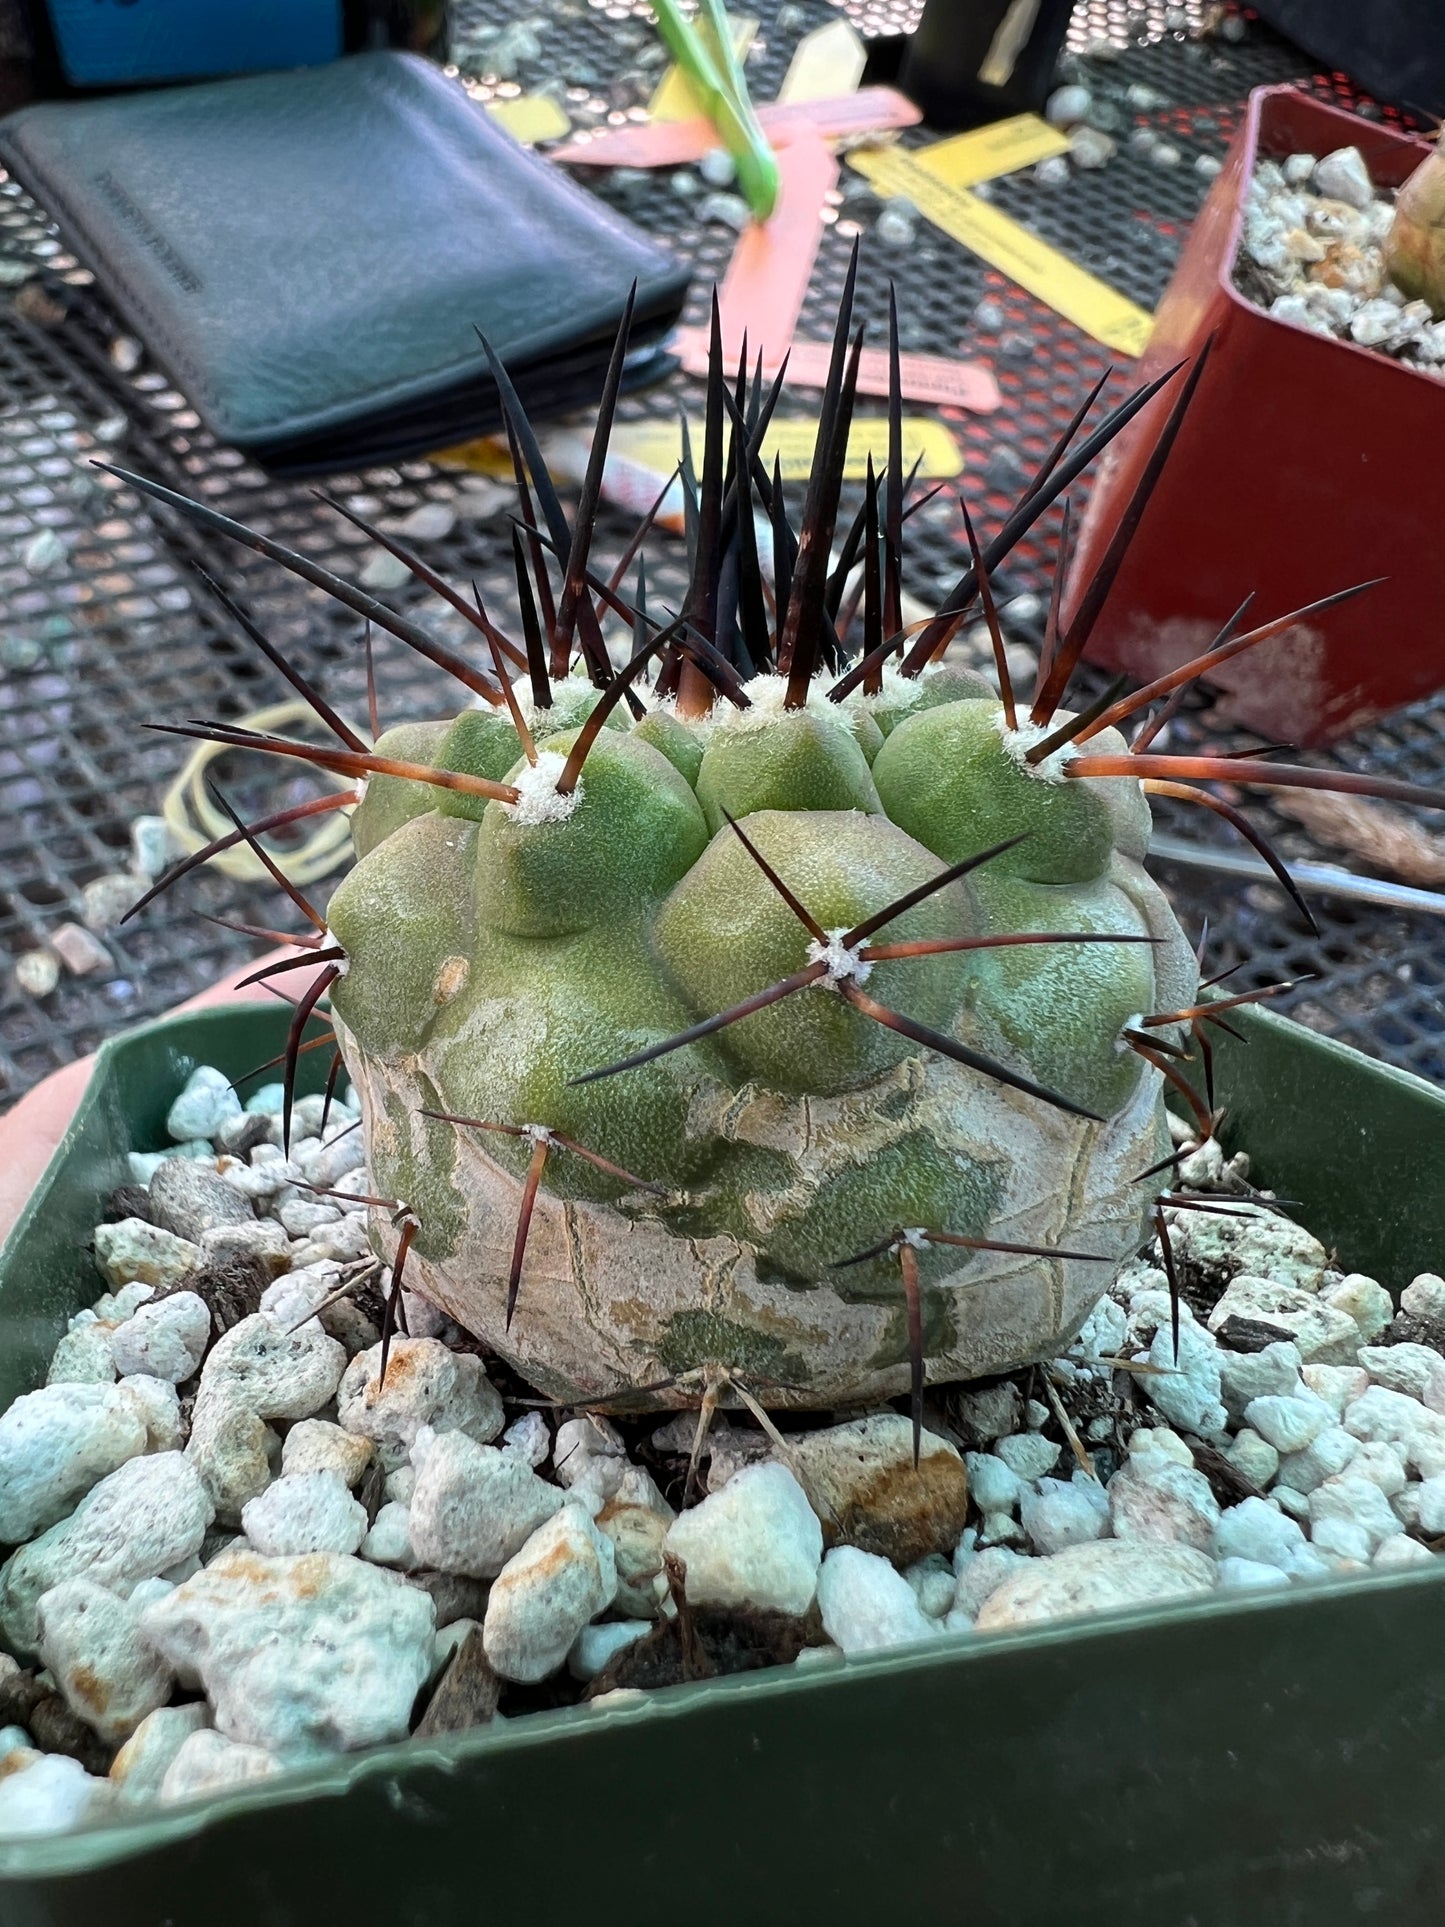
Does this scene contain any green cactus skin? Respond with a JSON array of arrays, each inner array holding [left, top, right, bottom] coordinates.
[[328, 669, 1198, 1409]]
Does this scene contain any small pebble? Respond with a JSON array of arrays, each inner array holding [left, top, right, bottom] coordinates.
[[358, 549, 412, 591], [966, 1452, 1022, 1515], [36, 1580, 175, 1743], [567, 1618, 650, 1681], [142, 1553, 433, 1757], [1312, 146, 1374, 211], [80, 872, 140, 934], [875, 204, 916, 246], [391, 501, 456, 542], [1309, 1517, 1371, 1566], [241, 1471, 369, 1557], [51, 922, 111, 977], [1243, 1393, 1334, 1456], [1019, 1474, 1108, 1554], [22, 529, 67, 576], [1109, 1459, 1219, 1551], [361, 1502, 419, 1571], [1276, 1424, 1359, 1494], [977, 1540, 1216, 1630], [130, 815, 175, 880], [664, 1463, 821, 1617], [699, 192, 751, 230], [109, 1703, 211, 1807], [110, 1292, 211, 1383], [0, 1754, 110, 1836], [698, 147, 736, 188], [166, 1066, 242, 1143], [502, 1410, 551, 1467], [994, 1432, 1059, 1482], [904, 1553, 957, 1619], [1212, 1495, 1314, 1576], [817, 1546, 936, 1655], [158, 1730, 282, 1804], [409, 1432, 564, 1579], [1145, 1319, 1227, 1437], [483, 1505, 617, 1684], [1033, 156, 1071, 188], [1217, 1556, 1290, 1591], [14, 949, 60, 999], [971, 297, 1006, 333], [1044, 84, 1091, 127], [1308, 1475, 1403, 1553], [1070, 127, 1116, 170]]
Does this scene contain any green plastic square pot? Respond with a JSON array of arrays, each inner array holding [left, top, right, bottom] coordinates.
[[2, 1000, 1445, 1926]]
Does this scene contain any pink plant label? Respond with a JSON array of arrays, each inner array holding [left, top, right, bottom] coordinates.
[[550, 87, 920, 168]]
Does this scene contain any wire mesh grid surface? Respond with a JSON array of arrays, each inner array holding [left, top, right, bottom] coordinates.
[[0, 0, 1442, 1106]]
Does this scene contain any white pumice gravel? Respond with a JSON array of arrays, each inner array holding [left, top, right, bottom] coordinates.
[[279, 1419, 374, 1487], [240, 1471, 369, 1557], [1, 1451, 214, 1653], [0, 1752, 112, 1835], [141, 1551, 434, 1759], [110, 1291, 212, 1384], [0, 1383, 148, 1542], [5, 1065, 1445, 1838], [109, 1702, 211, 1807], [1237, 146, 1445, 375], [483, 1505, 617, 1684], [337, 1339, 503, 1466], [158, 1728, 283, 1803], [663, 1463, 822, 1617], [817, 1546, 937, 1655], [409, 1429, 566, 1578], [567, 1618, 650, 1681]]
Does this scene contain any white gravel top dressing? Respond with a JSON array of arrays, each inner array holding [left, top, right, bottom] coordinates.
[[1, 1069, 1442, 1836], [1235, 145, 1445, 372]]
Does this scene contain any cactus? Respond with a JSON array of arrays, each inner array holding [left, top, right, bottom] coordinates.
[[118, 264, 1441, 1439], [1386, 137, 1445, 316]]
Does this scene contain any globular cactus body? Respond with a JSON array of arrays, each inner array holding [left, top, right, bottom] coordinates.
[[1385, 143, 1445, 317], [123, 266, 1433, 1421], [327, 670, 1196, 1407]]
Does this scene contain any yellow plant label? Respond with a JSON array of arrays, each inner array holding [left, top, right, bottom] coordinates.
[[849, 146, 1154, 356], [611, 415, 963, 484], [648, 16, 757, 123], [485, 95, 571, 145], [776, 19, 866, 104], [910, 113, 1070, 187]]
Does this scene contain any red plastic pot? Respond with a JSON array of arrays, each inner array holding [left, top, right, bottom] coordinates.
[[1066, 85, 1440, 746]]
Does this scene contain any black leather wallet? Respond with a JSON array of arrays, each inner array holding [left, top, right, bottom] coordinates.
[[0, 51, 691, 474]]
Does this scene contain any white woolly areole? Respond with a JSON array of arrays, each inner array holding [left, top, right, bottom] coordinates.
[[713, 673, 842, 736], [806, 928, 873, 988], [513, 673, 597, 727], [854, 664, 921, 715], [505, 749, 580, 826], [899, 1227, 929, 1250], [353, 778, 368, 804], [323, 928, 349, 977], [1114, 1013, 1147, 1055], [996, 711, 1079, 785], [522, 1124, 554, 1145]]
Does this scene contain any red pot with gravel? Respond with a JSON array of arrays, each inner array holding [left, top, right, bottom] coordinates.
[[1065, 84, 1442, 747]]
